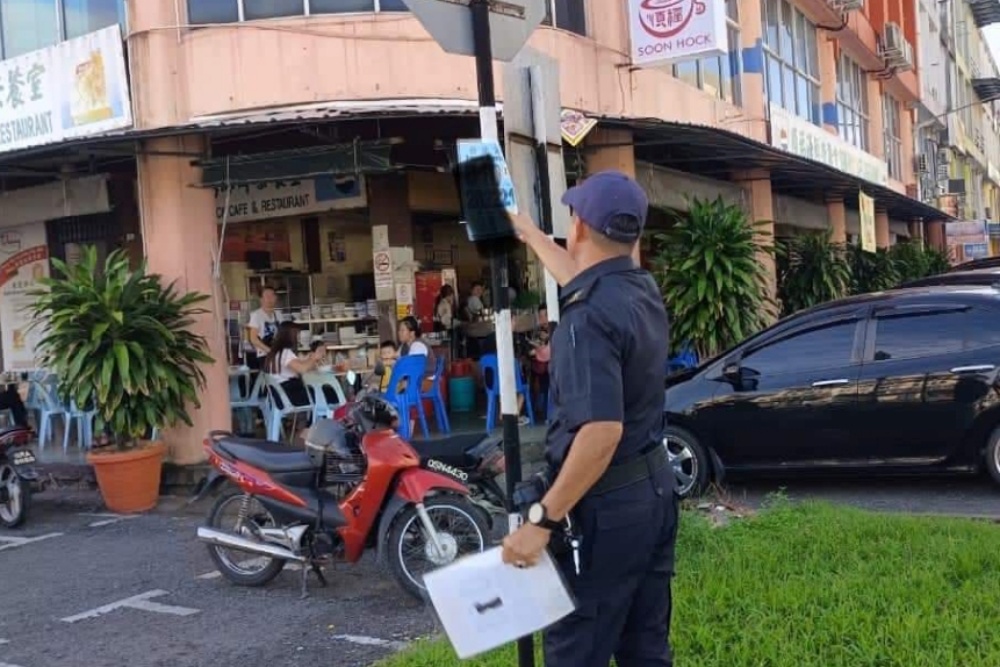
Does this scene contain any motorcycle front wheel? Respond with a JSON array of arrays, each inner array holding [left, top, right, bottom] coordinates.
[[0, 463, 30, 529], [388, 495, 489, 601], [206, 491, 286, 587]]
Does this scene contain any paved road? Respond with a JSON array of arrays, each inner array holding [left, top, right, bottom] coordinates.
[[721, 475, 1000, 517], [2, 476, 998, 667], [0, 491, 439, 667]]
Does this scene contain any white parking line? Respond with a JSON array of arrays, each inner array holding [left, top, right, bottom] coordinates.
[[197, 559, 302, 580], [0, 662, 25, 667], [79, 513, 140, 528], [60, 590, 200, 624], [0, 639, 8, 645], [0, 533, 62, 553], [332, 635, 408, 651]]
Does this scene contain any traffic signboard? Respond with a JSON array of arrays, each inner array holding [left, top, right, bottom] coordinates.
[[401, 0, 545, 61]]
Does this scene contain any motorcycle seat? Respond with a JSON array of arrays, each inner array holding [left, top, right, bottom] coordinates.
[[216, 437, 314, 473], [412, 433, 500, 468]]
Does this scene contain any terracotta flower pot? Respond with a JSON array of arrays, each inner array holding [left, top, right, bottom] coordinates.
[[86, 441, 166, 514]]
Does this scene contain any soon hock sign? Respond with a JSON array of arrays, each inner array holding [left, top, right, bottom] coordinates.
[[628, 0, 728, 67], [0, 25, 132, 155]]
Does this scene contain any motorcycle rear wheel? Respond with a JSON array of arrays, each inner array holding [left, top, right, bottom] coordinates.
[[0, 463, 30, 529], [206, 491, 286, 587], [388, 495, 489, 601]]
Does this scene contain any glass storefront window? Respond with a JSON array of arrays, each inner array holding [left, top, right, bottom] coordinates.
[[1, 0, 59, 59], [62, 0, 124, 39]]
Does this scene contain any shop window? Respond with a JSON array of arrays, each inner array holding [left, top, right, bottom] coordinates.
[[883, 93, 903, 180], [244, 0, 304, 20], [671, 0, 741, 106], [541, 0, 586, 36], [0, 0, 59, 59], [761, 0, 820, 125], [62, 0, 125, 39], [187, 0, 407, 24], [836, 53, 869, 151]]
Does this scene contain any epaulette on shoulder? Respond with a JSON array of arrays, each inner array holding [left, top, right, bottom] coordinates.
[[559, 284, 592, 311]]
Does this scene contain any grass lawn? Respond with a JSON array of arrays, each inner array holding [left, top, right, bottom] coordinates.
[[379, 498, 1000, 667]]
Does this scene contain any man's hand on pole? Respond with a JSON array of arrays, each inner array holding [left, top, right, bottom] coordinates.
[[509, 212, 577, 287]]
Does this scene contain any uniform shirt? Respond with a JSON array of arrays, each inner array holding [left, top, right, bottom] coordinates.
[[545, 255, 669, 471]]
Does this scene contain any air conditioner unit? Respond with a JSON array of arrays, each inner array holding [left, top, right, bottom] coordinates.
[[949, 178, 967, 194], [937, 147, 951, 164], [880, 23, 913, 70], [915, 154, 930, 173], [829, 0, 864, 11]]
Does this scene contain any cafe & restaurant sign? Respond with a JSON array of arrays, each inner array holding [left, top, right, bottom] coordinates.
[[0, 25, 133, 155]]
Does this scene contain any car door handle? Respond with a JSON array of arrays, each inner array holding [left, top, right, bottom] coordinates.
[[949, 365, 996, 374], [811, 379, 850, 387]]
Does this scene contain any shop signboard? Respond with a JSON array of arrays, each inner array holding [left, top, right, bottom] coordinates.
[[945, 220, 989, 265], [560, 109, 597, 147], [627, 0, 727, 67], [769, 104, 889, 187], [373, 249, 394, 299], [0, 25, 132, 155], [963, 242, 990, 260], [456, 139, 518, 216], [987, 220, 1000, 238], [859, 192, 876, 253], [0, 224, 50, 370], [214, 175, 367, 224]]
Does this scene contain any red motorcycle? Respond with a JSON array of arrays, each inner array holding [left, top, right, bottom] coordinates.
[[0, 425, 38, 529], [194, 393, 489, 600]]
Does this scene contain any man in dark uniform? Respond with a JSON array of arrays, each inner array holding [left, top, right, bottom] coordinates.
[[502, 170, 677, 667]]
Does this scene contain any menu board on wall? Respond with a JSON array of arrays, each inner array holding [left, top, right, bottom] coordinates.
[[221, 221, 291, 263], [0, 224, 50, 370]]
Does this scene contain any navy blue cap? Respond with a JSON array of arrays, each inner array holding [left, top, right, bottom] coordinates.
[[561, 170, 649, 244]]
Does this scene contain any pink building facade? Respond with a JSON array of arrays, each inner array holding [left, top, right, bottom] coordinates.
[[0, 0, 951, 464]]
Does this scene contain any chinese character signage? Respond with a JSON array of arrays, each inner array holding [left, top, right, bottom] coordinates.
[[628, 0, 728, 67], [214, 175, 368, 224], [859, 192, 876, 253], [0, 224, 50, 371], [769, 104, 889, 187], [0, 25, 132, 155]]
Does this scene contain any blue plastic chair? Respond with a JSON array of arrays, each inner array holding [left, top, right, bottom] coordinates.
[[64, 399, 97, 451], [231, 370, 268, 435], [479, 354, 534, 433], [31, 378, 66, 450], [264, 375, 314, 442], [381, 354, 430, 440], [420, 355, 451, 434]]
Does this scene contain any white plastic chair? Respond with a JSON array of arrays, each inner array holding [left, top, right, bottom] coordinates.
[[303, 372, 347, 423], [231, 370, 268, 434]]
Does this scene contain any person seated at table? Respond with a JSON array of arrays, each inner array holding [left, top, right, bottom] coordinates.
[[263, 322, 327, 411], [379, 340, 398, 394], [397, 316, 436, 389], [0, 383, 29, 429]]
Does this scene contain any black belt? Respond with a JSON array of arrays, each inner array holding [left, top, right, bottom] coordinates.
[[588, 443, 669, 497]]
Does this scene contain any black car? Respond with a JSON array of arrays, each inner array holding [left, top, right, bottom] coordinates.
[[901, 268, 1000, 288], [949, 257, 1000, 272], [664, 286, 1000, 497]]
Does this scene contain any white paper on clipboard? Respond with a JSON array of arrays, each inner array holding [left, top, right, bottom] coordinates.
[[423, 547, 575, 659]]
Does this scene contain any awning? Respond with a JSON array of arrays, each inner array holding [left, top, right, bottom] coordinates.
[[972, 77, 1000, 102], [597, 115, 953, 222], [0, 98, 486, 167], [970, 0, 1000, 27]]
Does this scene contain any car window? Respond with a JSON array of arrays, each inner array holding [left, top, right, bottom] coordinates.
[[742, 321, 857, 375], [966, 307, 1000, 349], [873, 310, 965, 361]]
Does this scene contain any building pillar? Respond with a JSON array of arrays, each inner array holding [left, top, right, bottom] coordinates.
[[585, 127, 641, 266], [867, 79, 885, 159], [875, 209, 891, 249], [733, 169, 777, 306], [369, 173, 412, 246], [135, 135, 231, 466], [908, 219, 924, 245], [819, 35, 838, 135], [826, 196, 847, 243], [737, 0, 767, 124], [926, 220, 946, 250]]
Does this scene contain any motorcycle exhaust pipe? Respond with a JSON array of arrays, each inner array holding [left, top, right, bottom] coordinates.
[[196, 527, 307, 562]]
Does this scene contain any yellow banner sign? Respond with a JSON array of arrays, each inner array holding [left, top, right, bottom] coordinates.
[[859, 192, 876, 253]]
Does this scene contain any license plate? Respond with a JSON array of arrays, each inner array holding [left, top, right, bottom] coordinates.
[[10, 449, 36, 466]]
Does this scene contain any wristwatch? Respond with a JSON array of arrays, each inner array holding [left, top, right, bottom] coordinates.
[[527, 502, 562, 531]]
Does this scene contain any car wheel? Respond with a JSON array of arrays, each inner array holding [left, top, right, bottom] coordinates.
[[663, 425, 710, 499], [985, 426, 1000, 487]]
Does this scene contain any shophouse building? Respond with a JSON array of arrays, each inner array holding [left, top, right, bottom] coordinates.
[[0, 0, 953, 464]]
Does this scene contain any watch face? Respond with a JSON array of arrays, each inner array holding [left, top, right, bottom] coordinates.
[[528, 503, 545, 524]]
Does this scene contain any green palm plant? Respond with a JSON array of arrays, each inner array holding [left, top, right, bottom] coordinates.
[[776, 232, 851, 316], [650, 196, 773, 360], [847, 245, 900, 295], [29, 246, 213, 450]]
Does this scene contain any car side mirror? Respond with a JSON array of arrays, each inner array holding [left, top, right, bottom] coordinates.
[[722, 362, 742, 381]]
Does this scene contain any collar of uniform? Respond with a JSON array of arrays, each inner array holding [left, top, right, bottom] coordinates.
[[564, 255, 636, 295]]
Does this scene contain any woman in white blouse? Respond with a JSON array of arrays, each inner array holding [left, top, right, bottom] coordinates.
[[263, 322, 327, 409]]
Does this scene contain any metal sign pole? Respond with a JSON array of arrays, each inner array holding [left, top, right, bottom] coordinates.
[[471, 2, 534, 666]]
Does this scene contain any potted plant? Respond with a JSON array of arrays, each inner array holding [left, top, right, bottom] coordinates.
[[650, 196, 773, 360], [776, 231, 851, 316], [29, 247, 213, 513]]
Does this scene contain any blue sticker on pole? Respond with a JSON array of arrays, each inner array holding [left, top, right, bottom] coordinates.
[[455, 139, 519, 243]]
